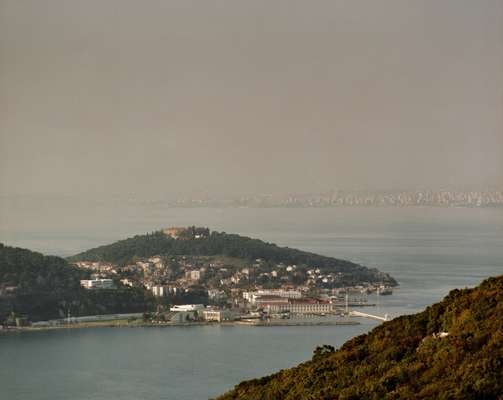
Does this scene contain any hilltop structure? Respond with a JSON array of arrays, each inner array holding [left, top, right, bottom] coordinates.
[[162, 226, 210, 240]]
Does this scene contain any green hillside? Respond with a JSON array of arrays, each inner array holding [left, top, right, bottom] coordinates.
[[69, 229, 396, 287], [0, 244, 153, 323], [0, 243, 83, 291], [216, 275, 503, 400]]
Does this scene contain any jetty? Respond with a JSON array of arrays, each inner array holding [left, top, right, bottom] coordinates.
[[349, 310, 389, 322], [236, 319, 360, 327]]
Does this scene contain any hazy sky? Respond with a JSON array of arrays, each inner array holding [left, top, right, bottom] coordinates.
[[1, 0, 502, 198]]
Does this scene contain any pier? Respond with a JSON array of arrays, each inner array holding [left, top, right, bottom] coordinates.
[[236, 319, 360, 327], [349, 310, 389, 322]]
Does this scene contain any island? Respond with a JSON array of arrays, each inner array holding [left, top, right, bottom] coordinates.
[[1, 227, 396, 328]]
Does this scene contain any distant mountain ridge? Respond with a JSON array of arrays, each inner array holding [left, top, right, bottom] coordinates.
[[69, 228, 396, 287], [215, 275, 503, 400]]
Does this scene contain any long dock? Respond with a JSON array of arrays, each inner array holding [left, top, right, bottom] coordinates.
[[236, 319, 360, 327], [349, 310, 389, 322]]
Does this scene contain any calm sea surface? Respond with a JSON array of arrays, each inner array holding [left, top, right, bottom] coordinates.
[[1, 205, 503, 399]]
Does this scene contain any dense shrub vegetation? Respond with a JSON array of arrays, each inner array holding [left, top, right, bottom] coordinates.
[[0, 243, 84, 291], [216, 275, 503, 400], [0, 244, 154, 323], [69, 230, 396, 286]]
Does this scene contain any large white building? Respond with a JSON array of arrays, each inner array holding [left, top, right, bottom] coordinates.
[[255, 296, 334, 314], [243, 289, 302, 304], [80, 279, 114, 289], [288, 299, 333, 314]]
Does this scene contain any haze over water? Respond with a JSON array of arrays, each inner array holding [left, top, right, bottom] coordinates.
[[1, 1, 502, 197], [1, 206, 502, 400]]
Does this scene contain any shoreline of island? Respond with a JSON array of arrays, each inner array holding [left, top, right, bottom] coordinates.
[[0, 316, 363, 334]]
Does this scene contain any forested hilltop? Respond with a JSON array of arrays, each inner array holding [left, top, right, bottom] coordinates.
[[216, 275, 503, 400], [0, 244, 153, 323], [69, 229, 396, 287]]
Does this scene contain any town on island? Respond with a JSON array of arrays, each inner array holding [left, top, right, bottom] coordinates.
[[0, 227, 396, 331]]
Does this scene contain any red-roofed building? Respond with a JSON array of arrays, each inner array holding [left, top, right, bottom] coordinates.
[[255, 296, 334, 314]]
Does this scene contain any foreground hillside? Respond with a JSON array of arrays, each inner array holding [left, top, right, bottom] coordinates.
[[0, 244, 153, 323], [216, 275, 503, 400], [69, 229, 396, 287]]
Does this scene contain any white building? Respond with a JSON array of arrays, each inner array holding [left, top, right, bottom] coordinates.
[[166, 285, 180, 295], [170, 304, 205, 312], [243, 289, 302, 304], [80, 279, 114, 289], [151, 285, 166, 297], [288, 300, 333, 314], [185, 270, 202, 281], [255, 297, 334, 314], [202, 309, 235, 322]]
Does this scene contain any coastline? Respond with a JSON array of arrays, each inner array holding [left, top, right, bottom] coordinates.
[[0, 317, 362, 334]]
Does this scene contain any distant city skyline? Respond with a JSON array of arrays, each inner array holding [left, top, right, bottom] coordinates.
[[2, 186, 502, 209]]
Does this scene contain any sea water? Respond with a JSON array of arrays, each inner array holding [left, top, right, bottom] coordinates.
[[1, 205, 502, 399]]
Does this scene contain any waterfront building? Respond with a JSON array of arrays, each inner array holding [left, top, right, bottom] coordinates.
[[255, 296, 290, 312], [170, 304, 205, 312], [288, 299, 333, 314], [255, 297, 335, 314], [202, 309, 235, 322], [169, 311, 197, 323], [244, 289, 302, 304]]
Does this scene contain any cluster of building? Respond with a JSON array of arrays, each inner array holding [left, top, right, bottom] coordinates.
[[164, 189, 503, 208], [241, 287, 376, 315], [144, 304, 236, 323], [76, 265, 392, 324], [313, 190, 503, 207], [76, 253, 391, 309], [73, 226, 392, 323], [149, 285, 378, 323], [75, 261, 118, 275]]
